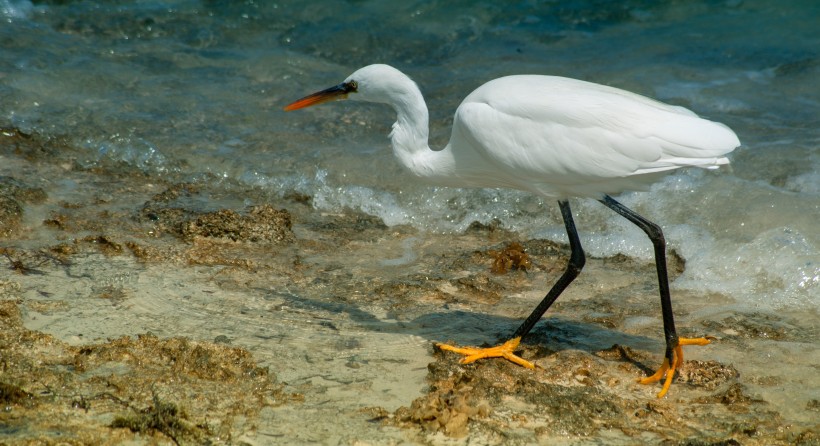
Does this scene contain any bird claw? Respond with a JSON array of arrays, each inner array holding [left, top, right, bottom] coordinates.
[[436, 336, 536, 369], [638, 337, 711, 398]]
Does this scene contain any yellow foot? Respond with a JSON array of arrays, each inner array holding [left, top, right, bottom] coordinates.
[[436, 336, 536, 369], [638, 337, 711, 398]]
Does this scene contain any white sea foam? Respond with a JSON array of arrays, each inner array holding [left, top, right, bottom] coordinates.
[[0, 0, 35, 20], [301, 164, 818, 311]]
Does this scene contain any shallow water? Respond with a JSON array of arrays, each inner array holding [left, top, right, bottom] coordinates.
[[1, 0, 818, 444], [3, 0, 817, 308]]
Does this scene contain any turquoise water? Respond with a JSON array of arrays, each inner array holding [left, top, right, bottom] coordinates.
[[1, 0, 817, 306]]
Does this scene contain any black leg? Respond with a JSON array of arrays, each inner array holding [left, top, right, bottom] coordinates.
[[440, 194, 706, 396], [511, 199, 586, 339], [598, 195, 678, 358]]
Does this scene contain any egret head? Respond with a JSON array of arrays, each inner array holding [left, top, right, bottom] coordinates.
[[284, 64, 416, 111], [282, 77, 357, 111]]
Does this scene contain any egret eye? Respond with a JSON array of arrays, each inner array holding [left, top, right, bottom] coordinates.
[[346, 80, 358, 92]]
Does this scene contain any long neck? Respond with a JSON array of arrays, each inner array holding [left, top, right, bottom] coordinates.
[[387, 88, 454, 181]]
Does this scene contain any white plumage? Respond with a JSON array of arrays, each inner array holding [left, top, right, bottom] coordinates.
[[284, 64, 740, 398], [328, 64, 739, 198]]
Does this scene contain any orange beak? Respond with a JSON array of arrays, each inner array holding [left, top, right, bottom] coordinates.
[[283, 82, 355, 111]]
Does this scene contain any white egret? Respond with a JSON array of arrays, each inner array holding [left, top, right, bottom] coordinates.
[[284, 64, 740, 398]]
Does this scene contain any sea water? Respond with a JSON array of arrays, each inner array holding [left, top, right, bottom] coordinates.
[[1, 0, 818, 440], [3, 0, 815, 309]]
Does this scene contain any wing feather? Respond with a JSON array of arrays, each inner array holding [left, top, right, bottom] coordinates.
[[449, 75, 739, 196]]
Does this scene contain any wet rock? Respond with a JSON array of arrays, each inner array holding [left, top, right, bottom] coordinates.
[[0, 382, 32, 406], [466, 218, 504, 233], [792, 428, 820, 446], [0, 176, 47, 204], [451, 273, 504, 304], [0, 195, 23, 238], [0, 126, 73, 162], [676, 360, 740, 391], [700, 312, 800, 341], [124, 241, 174, 262], [43, 208, 111, 233], [181, 204, 294, 243], [140, 184, 294, 243], [694, 383, 758, 406], [373, 275, 454, 312], [0, 301, 290, 443], [282, 190, 312, 204], [519, 238, 567, 257], [305, 210, 389, 243], [394, 364, 492, 438], [147, 182, 201, 203], [110, 395, 203, 444], [0, 175, 47, 237], [80, 235, 124, 255], [396, 348, 611, 438], [390, 333, 793, 444]]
